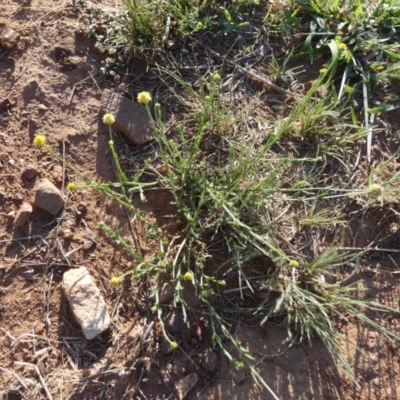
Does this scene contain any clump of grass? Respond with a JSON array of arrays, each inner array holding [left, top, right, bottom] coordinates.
[[34, 58, 400, 397]]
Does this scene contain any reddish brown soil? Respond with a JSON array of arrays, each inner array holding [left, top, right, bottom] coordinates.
[[1, 1, 400, 400]]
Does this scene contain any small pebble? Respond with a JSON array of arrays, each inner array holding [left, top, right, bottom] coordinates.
[[163, 309, 185, 334], [22, 164, 37, 180], [14, 202, 33, 227], [201, 348, 218, 373], [63, 229, 73, 240], [6, 210, 15, 219], [175, 373, 197, 400]]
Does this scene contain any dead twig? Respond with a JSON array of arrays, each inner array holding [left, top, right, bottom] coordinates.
[[14, 362, 53, 400]]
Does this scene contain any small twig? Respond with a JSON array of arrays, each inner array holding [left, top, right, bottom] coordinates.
[[188, 36, 302, 98], [14, 362, 53, 400], [69, 75, 93, 103], [0, 235, 43, 243], [61, 138, 66, 195], [0, 366, 28, 390]]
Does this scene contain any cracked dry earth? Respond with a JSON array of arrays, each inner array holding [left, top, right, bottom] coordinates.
[[1, 1, 400, 399]]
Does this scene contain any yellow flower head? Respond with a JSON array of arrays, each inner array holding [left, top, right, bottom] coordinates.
[[33, 134, 47, 147], [170, 341, 179, 350], [319, 68, 328, 75], [183, 272, 193, 281], [155, 102, 161, 108], [137, 91, 152, 105], [369, 183, 384, 198], [213, 72, 221, 81], [103, 113, 115, 126], [196, 22, 203, 30], [289, 260, 299, 268], [67, 182, 76, 191], [109, 140, 114, 148], [110, 277, 120, 286], [338, 43, 347, 50]]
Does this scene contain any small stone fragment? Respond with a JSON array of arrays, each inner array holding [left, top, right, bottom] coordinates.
[[233, 368, 246, 385], [14, 203, 32, 227], [62, 267, 111, 339], [6, 210, 15, 220], [175, 373, 197, 400], [100, 89, 153, 145], [35, 322, 45, 334], [190, 324, 203, 343], [63, 229, 73, 240], [38, 104, 48, 111], [159, 282, 174, 304], [201, 348, 218, 373], [22, 164, 37, 180], [0, 26, 19, 50], [163, 309, 185, 334], [34, 178, 64, 216]]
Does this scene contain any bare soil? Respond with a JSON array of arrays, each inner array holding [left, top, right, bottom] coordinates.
[[1, 1, 400, 399]]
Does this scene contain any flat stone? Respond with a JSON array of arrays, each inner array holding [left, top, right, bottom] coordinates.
[[163, 309, 185, 334], [100, 89, 153, 145], [0, 26, 19, 50], [201, 348, 218, 373], [62, 267, 111, 339], [14, 203, 32, 227], [175, 373, 197, 400], [34, 178, 64, 216]]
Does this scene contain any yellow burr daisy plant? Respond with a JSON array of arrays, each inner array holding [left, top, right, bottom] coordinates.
[[33, 134, 47, 147], [110, 276, 120, 286], [103, 113, 115, 126], [137, 91, 152, 105], [213, 72, 221, 81], [183, 271, 193, 281], [170, 341, 179, 350], [67, 182, 76, 191]]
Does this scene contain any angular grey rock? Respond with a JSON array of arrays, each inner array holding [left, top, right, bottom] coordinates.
[[34, 178, 64, 216], [100, 89, 153, 145], [201, 348, 218, 373], [163, 309, 185, 334], [14, 203, 33, 227], [62, 267, 111, 340], [175, 373, 197, 400]]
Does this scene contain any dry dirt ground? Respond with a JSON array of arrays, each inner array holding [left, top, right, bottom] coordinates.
[[1, 1, 400, 399]]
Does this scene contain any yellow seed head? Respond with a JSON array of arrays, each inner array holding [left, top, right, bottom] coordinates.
[[213, 72, 221, 81], [137, 91, 152, 105], [109, 140, 114, 148], [369, 183, 384, 198], [183, 272, 193, 281], [33, 134, 47, 147], [110, 277, 120, 286], [103, 113, 115, 126], [170, 341, 178, 350], [67, 182, 76, 191]]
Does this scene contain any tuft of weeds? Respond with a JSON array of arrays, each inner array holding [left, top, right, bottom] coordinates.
[[33, 56, 400, 396]]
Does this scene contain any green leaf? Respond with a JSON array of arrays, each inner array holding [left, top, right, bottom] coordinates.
[[368, 104, 400, 113], [384, 49, 400, 61]]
